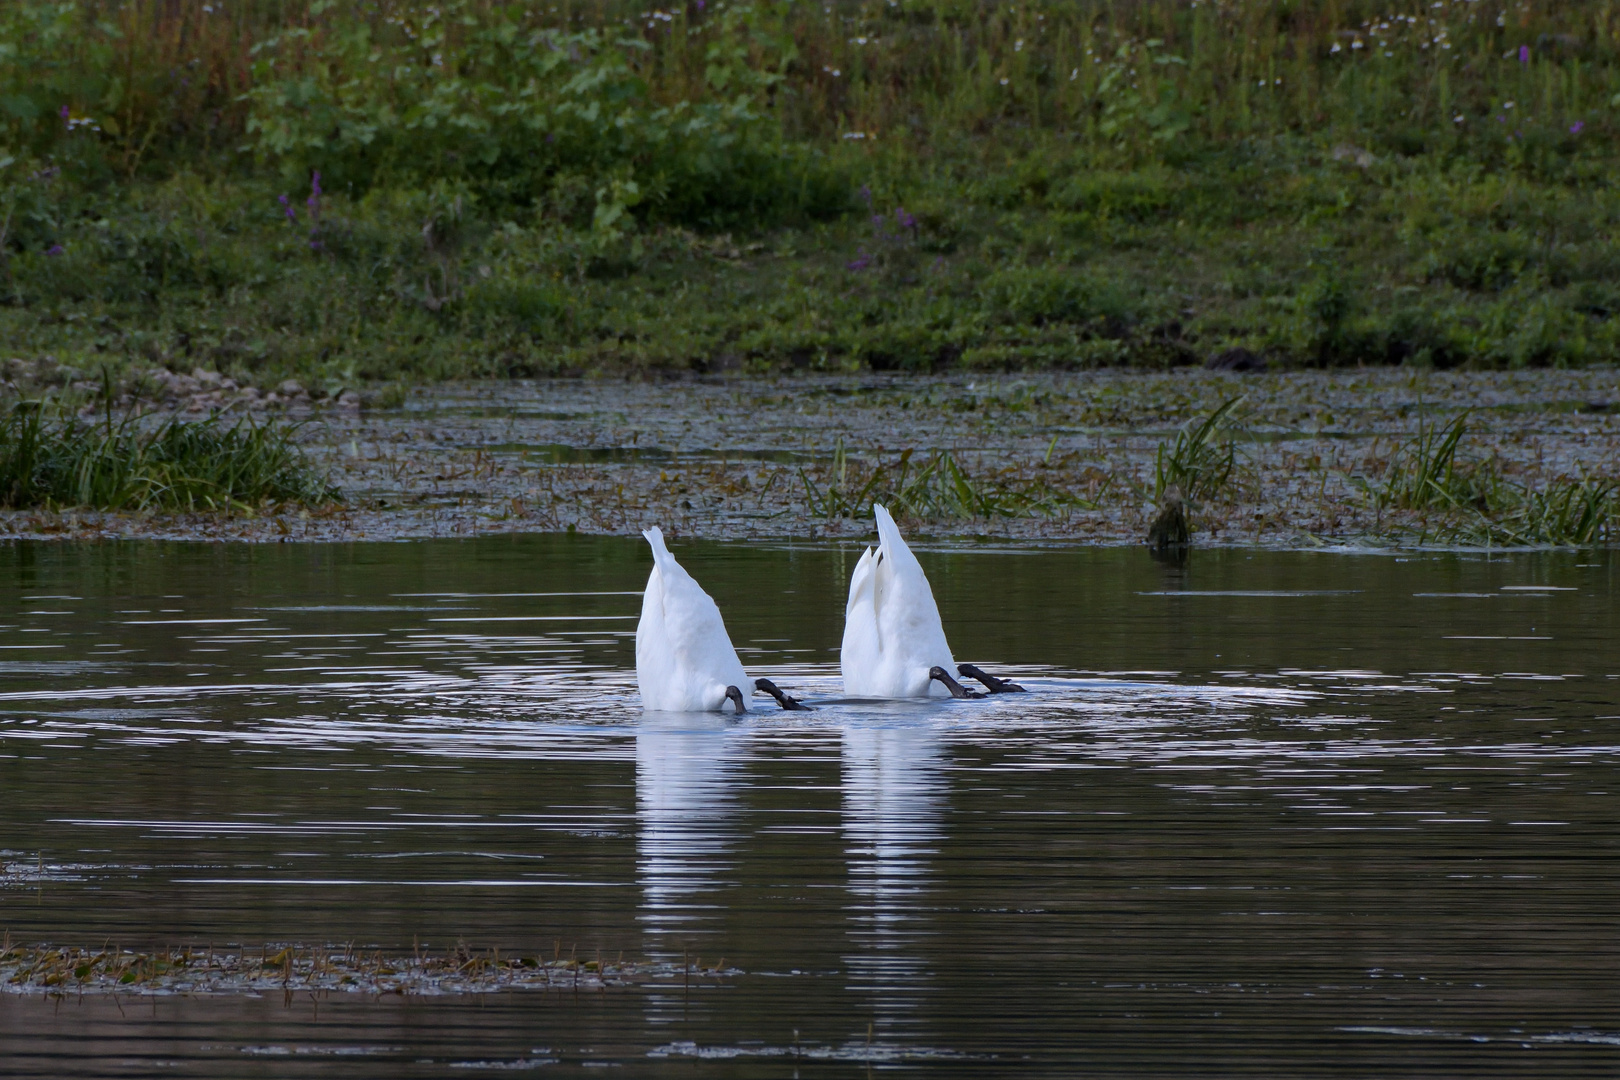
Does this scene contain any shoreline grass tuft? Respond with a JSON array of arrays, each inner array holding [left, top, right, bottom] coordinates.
[[1365, 411, 1614, 546], [0, 403, 338, 513]]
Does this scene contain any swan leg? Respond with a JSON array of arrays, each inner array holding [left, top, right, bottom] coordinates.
[[723, 685, 748, 713], [957, 663, 1027, 694], [754, 678, 814, 711], [928, 666, 985, 699]]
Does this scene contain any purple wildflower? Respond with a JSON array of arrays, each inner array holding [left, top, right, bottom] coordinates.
[[859, 184, 872, 208], [1570, 120, 1585, 135], [59, 105, 69, 121], [46, 244, 65, 257], [847, 251, 872, 272], [278, 194, 296, 221], [305, 172, 324, 251], [696, 0, 705, 10], [1519, 45, 1529, 64], [895, 207, 917, 232]]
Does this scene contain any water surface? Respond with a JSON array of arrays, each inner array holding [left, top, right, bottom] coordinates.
[[1, 538, 1617, 1076]]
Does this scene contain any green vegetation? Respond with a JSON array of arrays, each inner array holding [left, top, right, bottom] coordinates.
[[1363, 411, 1614, 545], [1153, 396, 1243, 505], [1, 1, 1618, 387], [0, 402, 336, 511], [800, 438, 1097, 521]]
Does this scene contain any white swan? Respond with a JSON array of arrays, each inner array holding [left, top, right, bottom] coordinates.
[[636, 527, 813, 713], [840, 504, 965, 698], [636, 527, 751, 713], [840, 505, 1027, 700]]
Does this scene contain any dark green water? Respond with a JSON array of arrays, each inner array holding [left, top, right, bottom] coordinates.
[[1, 537, 1617, 1077]]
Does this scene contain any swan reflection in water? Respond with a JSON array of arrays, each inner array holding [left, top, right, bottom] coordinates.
[[842, 718, 947, 1040], [636, 711, 746, 951]]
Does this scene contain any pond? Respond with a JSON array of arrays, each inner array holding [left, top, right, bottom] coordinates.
[[1, 536, 1617, 1076]]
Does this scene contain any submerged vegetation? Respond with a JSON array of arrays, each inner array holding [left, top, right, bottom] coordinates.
[[0, 935, 725, 997], [0, 1, 1617, 384], [0, 402, 336, 512]]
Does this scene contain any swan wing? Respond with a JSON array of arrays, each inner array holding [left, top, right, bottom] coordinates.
[[840, 546, 883, 694], [844, 545, 876, 618], [636, 560, 681, 708]]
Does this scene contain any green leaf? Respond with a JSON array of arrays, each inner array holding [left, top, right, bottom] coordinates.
[[1, 94, 38, 121]]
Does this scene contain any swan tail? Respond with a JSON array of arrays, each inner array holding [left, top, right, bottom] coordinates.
[[642, 526, 678, 573], [872, 503, 907, 558]]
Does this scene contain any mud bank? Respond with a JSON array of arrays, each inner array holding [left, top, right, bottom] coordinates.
[[4, 370, 1617, 547]]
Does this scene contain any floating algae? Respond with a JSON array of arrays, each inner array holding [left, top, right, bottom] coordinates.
[[0, 938, 737, 998]]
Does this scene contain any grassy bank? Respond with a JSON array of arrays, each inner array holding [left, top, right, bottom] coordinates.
[[1, 1, 1618, 391]]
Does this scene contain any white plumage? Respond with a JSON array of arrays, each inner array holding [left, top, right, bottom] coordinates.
[[636, 527, 750, 712], [840, 504, 957, 698]]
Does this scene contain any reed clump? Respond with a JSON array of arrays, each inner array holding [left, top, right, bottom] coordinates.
[[0, 402, 338, 512], [1154, 397, 1244, 506], [1365, 412, 1615, 546]]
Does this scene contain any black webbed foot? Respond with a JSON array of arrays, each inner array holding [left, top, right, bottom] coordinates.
[[958, 663, 1026, 694], [754, 678, 814, 711], [722, 685, 748, 713], [928, 665, 986, 699]]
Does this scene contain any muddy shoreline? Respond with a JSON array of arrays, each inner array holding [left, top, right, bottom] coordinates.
[[4, 370, 1617, 548]]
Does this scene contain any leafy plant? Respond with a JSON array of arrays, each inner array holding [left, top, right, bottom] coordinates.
[[239, 6, 837, 229], [1154, 396, 1243, 504]]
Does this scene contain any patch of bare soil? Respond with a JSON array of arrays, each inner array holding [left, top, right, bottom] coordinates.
[[4, 370, 1617, 547]]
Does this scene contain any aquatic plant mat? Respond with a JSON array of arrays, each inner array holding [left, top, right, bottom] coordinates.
[[0, 939, 730, 997], [3, 369, 1610, 547]]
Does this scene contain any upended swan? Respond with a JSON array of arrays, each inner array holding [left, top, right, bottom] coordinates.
[[840, 504, 1026, 699], [636, 527, 810, 713]]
